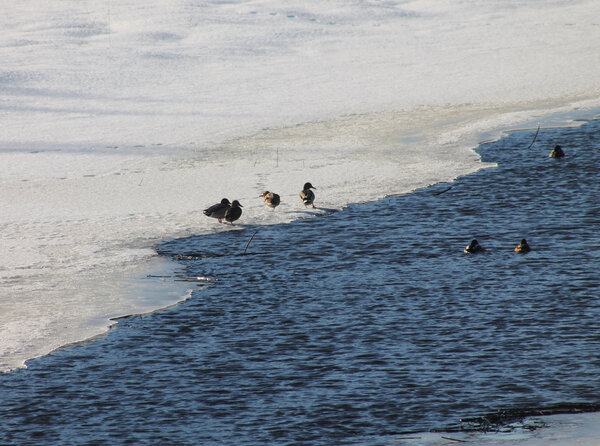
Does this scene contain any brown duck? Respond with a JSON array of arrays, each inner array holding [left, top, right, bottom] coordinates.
[[262, 191, 281, 209], [514, 238, 531, 253]]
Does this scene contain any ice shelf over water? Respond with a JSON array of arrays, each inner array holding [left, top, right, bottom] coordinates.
[[1, 0, 600, 375]]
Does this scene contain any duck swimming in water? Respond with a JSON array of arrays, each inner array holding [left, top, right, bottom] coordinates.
[[224, 200, 243, 224], [464, 239, 484, 254], [549, 144, 565, 158], [262, 191, 280, 209], [514, 238, 531, 253], [300, 182, 316, 208], [203, 198, 230, 223]]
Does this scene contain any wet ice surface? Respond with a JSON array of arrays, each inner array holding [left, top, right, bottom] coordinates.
[[395, 411, 600, 445], [1, 121, 598, 445]]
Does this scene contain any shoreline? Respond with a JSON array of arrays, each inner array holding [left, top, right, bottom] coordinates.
[[3, 106, 600, 446], [3, 99, 600, 374], [155, 113, 600, 445], [4, 256, 193, 373]]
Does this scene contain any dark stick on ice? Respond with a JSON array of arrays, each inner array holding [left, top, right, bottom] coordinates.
[[243, 230, 258, 255], [526, 124, 540, 149], [441, 436, 469, 443]]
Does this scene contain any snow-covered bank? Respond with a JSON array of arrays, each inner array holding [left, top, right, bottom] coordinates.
[[2, 0, 600, 371]]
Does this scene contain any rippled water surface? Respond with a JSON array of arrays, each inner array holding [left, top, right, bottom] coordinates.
[[1, 119, 599, 445]]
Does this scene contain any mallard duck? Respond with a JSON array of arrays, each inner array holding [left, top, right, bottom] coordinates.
[[514, 238, 531, 253], [203, 198, 230, 223], [224, 200, 243, 224], [262, 191, 280, 209], [464, 239, 484, 254], [300, 182, 316, 208], [549, 145, 564, 158]]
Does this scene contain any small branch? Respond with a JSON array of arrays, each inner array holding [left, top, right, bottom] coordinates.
[[243, 230, 259, 255], [526, 124, 540, 149], [434, 186, 453, 196], [441, 436, 469, 443]]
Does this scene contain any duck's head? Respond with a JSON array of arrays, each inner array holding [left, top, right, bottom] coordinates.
[[231, 200, 243, 207], [303, 182, 316, 190], [220, 198, 231, 205]]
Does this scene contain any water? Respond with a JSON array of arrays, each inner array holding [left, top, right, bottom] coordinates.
[[1, 119, 599, 445]]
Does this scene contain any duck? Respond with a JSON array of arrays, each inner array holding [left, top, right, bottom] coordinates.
[[514, 238, 531, 253], [549, 144, 564, 158], [203, 198, 230, 223], [300, 182, 316, 208], [224, 200, 243, 224], [464, 239, 484, 254], [262, 191, 281, 209]]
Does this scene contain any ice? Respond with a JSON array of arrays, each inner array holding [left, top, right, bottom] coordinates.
[[394, 412, 600, 445], [1, 0, 600, 377]]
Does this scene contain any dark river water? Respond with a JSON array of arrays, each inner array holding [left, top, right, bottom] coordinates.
[[1, 117, 599, 445]]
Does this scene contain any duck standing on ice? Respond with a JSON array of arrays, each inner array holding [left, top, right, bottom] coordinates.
[[225, 200, 243, 224], [262, 191, 280, 209], [203, 198, 230, 223], [300, 182, 316, 208]]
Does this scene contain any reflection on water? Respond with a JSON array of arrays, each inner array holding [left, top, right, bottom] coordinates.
[[0, 119, 599, 445]]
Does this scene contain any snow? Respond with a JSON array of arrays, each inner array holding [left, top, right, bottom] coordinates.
[[1, 0, 600, 385]]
